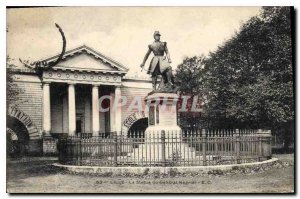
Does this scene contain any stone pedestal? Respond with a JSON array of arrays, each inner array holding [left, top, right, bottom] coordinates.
[[128, 92, 195, 164], [144, 92, 181, 137]]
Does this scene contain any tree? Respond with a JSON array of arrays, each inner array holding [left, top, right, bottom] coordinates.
[[204, 7, 294, 148], [6, 56, 23, 107], [174, 55, 209, 129]]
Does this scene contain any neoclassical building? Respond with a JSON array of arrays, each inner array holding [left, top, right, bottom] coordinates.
[[7, 45, 153, 155]]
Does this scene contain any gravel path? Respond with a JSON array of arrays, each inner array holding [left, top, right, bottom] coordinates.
[[6, 154, 294, 193]]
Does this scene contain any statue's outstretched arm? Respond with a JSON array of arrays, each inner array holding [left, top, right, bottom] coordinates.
[[141, 48, 151, 67]]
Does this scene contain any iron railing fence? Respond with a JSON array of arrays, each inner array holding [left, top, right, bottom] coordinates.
[[57, 129, 272, 167]]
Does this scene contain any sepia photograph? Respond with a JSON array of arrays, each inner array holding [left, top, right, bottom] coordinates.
[[5, 6, 295, 194]]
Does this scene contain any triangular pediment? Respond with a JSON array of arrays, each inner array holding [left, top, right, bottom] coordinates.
[[42, 45, 129, 74], [54, 53, 117, 71]]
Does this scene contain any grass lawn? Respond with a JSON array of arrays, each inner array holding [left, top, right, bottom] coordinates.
[[6, 154, 294, 193]]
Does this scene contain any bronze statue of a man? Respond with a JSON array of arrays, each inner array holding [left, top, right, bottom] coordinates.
[[140, 31, 174, 90]]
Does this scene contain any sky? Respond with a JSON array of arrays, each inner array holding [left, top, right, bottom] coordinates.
[[7, 7, 261, 77]]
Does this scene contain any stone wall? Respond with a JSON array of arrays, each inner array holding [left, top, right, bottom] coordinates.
[[28, 139, 43, 155], [12, 73, 43, 136], [9, 73, 44, 155], [121, 78, 152, 125]]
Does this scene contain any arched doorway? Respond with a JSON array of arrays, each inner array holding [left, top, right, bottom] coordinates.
[[122, 111, 148, 137], [7, 116, 30, 157], [127, 118, 148, 138], [7, 106, 39, 139]]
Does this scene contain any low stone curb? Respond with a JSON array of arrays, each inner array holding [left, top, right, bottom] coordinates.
[[8, 156, 58, 163], [53, 158, 278, 176]]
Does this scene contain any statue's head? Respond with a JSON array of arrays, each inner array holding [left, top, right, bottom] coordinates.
[[153, 31, 161, 41]]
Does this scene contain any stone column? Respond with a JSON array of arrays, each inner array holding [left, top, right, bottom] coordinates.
[[68, 83, 76, 136], [115, 85, 122, 135], [92, 85, 100, 136], [110, 91, 115, 133], [42, 82, 51, 136]]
